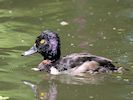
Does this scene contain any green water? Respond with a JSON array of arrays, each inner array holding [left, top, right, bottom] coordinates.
[[0, 0, 133, 100]]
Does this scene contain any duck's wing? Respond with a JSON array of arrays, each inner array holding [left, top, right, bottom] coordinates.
[[54, 53, 117, 71], [65, 53, 112, 61]]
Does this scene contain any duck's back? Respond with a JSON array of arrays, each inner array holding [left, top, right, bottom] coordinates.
[[53, 53, 117, 72]]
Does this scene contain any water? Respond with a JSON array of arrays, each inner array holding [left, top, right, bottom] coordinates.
[[0, 0, 133, 100]]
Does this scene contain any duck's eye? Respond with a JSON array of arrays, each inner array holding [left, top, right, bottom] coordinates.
[[40, 39, 46, 44]]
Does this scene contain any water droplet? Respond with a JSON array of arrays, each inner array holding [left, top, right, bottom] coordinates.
[[90, 12, 94, 15], [107, 12, 111, 15], [103, 36, 107, 39], [99, 18, 102, 22], [131, 91, 133, 94], [113, 27, 116, 30], [39, 17, 43, 21], [57, 28, 60, 31], [21, 40, 24, 43], [89, 96, 94, 99], [116, 76, 122, 79], [8, 10, 12, 14], [67, 34, 71, 37], [71, 36, 75, 38], [117, 28, 125, 31], [60, 21, 69, 26], [70, 43, 74, 46], [123, 79, 129, 82], [89, 44, 93, 47]]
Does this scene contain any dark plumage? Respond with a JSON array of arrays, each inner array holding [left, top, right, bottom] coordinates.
[[22, 30, 119, 75], [35, 30, 61, 62]]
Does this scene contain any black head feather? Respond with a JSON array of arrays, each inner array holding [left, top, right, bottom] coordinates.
[[35, 30, 61, 62], [22, 30, 61, 62]]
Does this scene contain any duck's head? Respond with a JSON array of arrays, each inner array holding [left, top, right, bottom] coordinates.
[[22, 30, 61, 62]]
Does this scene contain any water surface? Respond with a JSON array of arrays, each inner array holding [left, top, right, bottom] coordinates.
[[0, 0, 133, 100]]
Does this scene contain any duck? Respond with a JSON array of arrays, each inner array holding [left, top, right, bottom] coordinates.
[[22, 30, 120, 75]]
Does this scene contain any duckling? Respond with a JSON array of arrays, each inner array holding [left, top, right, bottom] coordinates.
[[22, 30, 118, 75]]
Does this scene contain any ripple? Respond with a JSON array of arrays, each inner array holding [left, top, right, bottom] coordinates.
[[0, 81, 19, 91], [126, 33, 133, 44]]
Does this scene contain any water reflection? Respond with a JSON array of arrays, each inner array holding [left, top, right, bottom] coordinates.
[[23, 72, 133, 100], [125, 33, 133, 44], [23, 74, 106, 100], [24, 80, 57, 100], [49, 74, 105, 85]]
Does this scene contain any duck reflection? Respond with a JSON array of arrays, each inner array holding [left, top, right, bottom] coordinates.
[[23, 80, 57, 100], [49, 74, 105, 85], [23, 73, 107, 100]]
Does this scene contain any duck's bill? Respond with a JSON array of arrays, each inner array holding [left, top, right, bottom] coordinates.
[[21, 44, 38, 56]]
